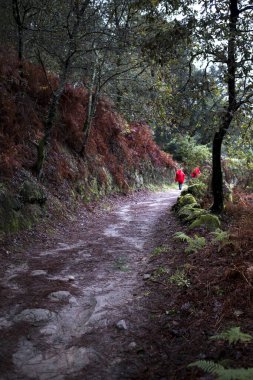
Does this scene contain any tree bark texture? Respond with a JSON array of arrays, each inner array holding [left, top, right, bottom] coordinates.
[[81, 50, 99, 153], [34, 92, 59, 176], [211, 0, 239, 213]]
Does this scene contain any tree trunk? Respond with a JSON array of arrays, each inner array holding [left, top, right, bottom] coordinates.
[[34, 138, 46, 177], [210, 129, 225, 213], [81, 91, 97, 154], [81, 52, 98, 154], [210, 0, 239, 213], [34, 92, 60, 176]]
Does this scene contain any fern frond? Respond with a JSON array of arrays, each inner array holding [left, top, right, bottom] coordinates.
[[184, 208, 208, 222], [173, 232, 206, 253], [189, 360, 253, 380], [216, 367, 253, 380], [184, 235, 206, 253], [211, 228, 230, 242], [178, 204, 197, 217], [188, 360, 224, 374], [173, 231, 191, 242], [210, 327, 252, 345], [169, 269, 190, 287]]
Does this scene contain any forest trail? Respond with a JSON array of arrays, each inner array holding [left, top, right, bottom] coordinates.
[[0, 189, 180, 380]]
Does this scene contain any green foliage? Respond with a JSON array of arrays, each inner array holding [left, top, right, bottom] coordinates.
[[210, 228, 230, 251], [188, 360, 253, 380], [173, 193, 198, 213], [211, 229, 230, 243], [173, 232, 206, 253], [178, 204, 198, 220], [189, 328, 253, 379], [165, 134, 211, 173], [152, 266, 169, 278], [190, 213, 221, 231], [169, 269, 190, 288], [225, 135, 253, 190], [186, 181, 207, 198], [210, 327, 252, 345], [181, 175, 210, 208], [185, 235, 206, 253], [184, 208, 208, 222], [178, 204, 207, 223], [150, 245, 168, 257], [174, 231, 190, 242], [178, 194, 198, 207]]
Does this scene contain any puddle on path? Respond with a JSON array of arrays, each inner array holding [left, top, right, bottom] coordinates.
[[0, 190, 179, 380]]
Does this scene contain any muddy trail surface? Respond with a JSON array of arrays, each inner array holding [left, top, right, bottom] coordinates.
[[0, 190, 180, 380]]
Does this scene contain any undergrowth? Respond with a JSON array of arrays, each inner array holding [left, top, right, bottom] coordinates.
[[171, 176, 253, 379], [189, 360, 253, 380]]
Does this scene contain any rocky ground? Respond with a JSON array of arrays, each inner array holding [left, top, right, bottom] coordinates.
[[0, 189, 253, 380]]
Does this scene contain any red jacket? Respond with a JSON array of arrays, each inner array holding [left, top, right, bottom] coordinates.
[[175, 170, 185, 184], [191, 167, 201, 178]]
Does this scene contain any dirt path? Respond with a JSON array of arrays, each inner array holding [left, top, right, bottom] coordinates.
[[0, 189, 180, 380]]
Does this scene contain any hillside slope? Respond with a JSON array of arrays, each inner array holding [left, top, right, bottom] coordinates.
[[0, 48, 176, 233]]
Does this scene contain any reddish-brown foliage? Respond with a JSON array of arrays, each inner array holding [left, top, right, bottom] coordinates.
[[125, 122, 175, 168], [0, 48, 175, 187], [56, 86, 88, 152], [224, 192, 253, 256], [23, 63, 58, 107]]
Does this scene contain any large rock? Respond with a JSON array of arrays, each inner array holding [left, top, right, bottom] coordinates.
[[13, 308, 55, 325]]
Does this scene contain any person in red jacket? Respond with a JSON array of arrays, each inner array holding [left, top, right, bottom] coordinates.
[[191, 167, 201, 178], [175, 168, 185, 190]]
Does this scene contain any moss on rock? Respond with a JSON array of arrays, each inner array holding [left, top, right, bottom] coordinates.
[[189, 213, 221, 231], [0, 181, 46, 233], [184, 183, 206, 198]]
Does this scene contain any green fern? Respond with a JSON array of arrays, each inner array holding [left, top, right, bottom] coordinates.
[[169, 269, 190, 287], [178, 204, 197, 217], [210, 228, 230, 251], [173, 231, 191, 242], [185, 235, 206, 253], [210, 228, 230, 242], [210, 327, 252, 345], [189, 360, 253, 379], [189, 360, 224, 375], [177, 204, 206, 223], [150, 245, 168, 257], [190, 213, 221, 231], [174, 232, 206, 253], [184, 208, 208, 222], [152, 266, 169, 278]]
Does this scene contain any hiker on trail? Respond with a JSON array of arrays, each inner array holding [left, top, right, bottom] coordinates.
[[175, 168, 185, 190], [191, 167, 201, 178]]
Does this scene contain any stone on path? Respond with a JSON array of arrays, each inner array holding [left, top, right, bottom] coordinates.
[[13, 308, 55, 325]]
